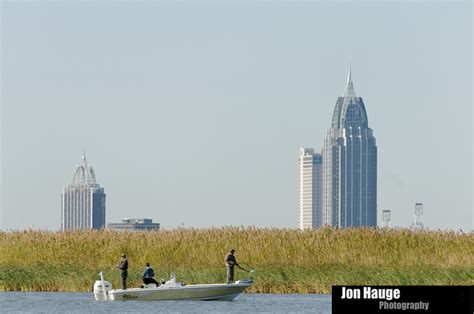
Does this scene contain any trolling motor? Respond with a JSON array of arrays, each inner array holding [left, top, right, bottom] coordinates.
[[235, 269, 255, 284], [248, 270, 255, 280]]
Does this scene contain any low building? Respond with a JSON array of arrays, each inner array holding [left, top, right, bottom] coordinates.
[[108, 218, 160, 231]]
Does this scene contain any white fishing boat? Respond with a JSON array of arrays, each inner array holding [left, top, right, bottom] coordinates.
[[93, 272, 253, 301]]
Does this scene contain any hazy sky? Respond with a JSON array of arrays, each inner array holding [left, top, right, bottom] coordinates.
[[1, 1, 472, 231]]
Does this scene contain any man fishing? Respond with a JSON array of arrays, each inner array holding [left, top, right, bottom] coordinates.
[[115, 254, 128, 290], [225, 249, 248, 284]]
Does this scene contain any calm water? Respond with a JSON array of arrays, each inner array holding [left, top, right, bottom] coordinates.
[[0, 292, 331, 313]]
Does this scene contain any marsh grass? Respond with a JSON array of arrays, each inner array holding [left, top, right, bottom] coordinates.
[[0, 227, 472, 293]]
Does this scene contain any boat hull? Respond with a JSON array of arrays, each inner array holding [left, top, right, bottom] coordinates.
[[107, 282, 252, 301]]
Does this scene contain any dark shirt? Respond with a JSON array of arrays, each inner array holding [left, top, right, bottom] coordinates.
[[118, 259, 128, 273], [142, 267, 155, 279], [225, 253, 237, 267]]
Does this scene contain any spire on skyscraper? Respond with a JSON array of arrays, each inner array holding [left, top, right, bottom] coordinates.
[[72, 151, 97, 185], [343, 63, 356, 98], [82, 149, 87, 166]]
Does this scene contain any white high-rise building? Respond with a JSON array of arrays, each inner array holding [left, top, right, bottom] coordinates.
[[298, 148, 322, 229], [61, 152, 106, 231]]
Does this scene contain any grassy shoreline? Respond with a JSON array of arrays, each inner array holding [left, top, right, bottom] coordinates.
[[0, 228, 472, 293]]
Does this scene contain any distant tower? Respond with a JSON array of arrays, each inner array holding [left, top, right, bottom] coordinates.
[[411, 203, 424, 230], [321, 65, 377, 228], [61, 152, 106, 230], [381, 210, 391, 228], [298, 148, 323, 229]]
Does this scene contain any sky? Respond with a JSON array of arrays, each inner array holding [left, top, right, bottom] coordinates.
[[1, 1, 472, 231]]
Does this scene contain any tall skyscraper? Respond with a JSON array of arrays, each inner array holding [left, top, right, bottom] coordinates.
[[322, 66, 377, 227], [61, 153, 106, 231], [298, 66, 377, 229], [298, 148, 323, 229]]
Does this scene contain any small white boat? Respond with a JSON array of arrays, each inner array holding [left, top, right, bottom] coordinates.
[[94, 272, 253, 301]]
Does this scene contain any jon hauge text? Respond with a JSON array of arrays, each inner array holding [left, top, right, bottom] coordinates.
[[341, 287, 400, 301]]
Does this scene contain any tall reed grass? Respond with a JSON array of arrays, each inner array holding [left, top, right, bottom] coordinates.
[[0, 227, 472, 293]]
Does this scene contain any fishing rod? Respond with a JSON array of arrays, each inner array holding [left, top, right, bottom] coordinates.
[[236, 263, 256, 274], [236, 264, 250, 272]]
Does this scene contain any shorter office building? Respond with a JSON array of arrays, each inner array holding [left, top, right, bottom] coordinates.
[[298, 147, 323, 230], [108, 218, 160, 231]]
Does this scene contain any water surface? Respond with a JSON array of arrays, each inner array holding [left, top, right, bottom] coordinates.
[[0, 292, 331, 313]]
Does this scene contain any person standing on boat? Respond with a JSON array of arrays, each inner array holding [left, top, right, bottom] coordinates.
[[225, 249, 239, 284], [142, 262, 159, 286], [115, 254, 128, 290]]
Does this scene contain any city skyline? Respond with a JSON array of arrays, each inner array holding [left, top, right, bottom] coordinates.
[[1, 2, 472, 231]]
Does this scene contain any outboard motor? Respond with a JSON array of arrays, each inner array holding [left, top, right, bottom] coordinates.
[[93, 272, 112, 301]]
